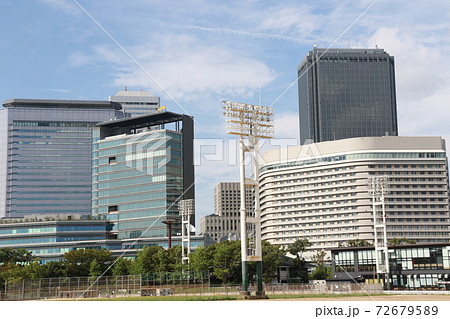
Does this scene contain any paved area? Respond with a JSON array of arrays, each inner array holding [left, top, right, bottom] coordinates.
[[269, 294, 450, 301]]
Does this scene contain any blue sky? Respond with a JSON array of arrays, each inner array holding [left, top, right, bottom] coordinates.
[[1, 0, 449, 225]]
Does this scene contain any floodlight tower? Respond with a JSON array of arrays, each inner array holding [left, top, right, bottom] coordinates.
[[179, 199, 195, 265], [223, 100, 274, 296], [367, 176, 391, 289]]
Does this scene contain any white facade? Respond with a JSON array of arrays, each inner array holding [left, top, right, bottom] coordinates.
[[199, 182, 254, 242], [259, 136, 450, 254], [109, 89, 160, 117]]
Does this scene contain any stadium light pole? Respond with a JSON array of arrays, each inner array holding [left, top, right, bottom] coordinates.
[[179, 199, 195, 265], [367, 176, 391, 290], [223, 100, 274, 297]]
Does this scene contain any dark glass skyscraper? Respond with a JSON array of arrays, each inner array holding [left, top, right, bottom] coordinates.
[[298, 48, 398, 144]]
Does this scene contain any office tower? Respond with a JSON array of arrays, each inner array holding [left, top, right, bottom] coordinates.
[[92, 112, 194, 240], [259, 136, 449, 255], [109, 88, 160, 117], [199, 182, 255, 242], [0, 99, 126, 219], [298, 48, 398, 144]]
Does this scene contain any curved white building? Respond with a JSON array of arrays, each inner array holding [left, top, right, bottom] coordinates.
[[259, 136, 449, 254]]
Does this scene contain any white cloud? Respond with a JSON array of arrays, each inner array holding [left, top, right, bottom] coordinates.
[[366, 26, 450, 141], [107, 35, 277, 102], [38, 0, 80, 16], [67, 51, 92, 68], [253, 3, 322, 39], [273, 111, 299, 140]]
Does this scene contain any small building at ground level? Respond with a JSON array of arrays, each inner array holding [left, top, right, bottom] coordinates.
[[331, 243, 450, 289], [0, 215, 212, 263]]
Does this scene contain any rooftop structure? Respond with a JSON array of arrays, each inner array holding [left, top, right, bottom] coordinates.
[[109, 88, 160, 117]]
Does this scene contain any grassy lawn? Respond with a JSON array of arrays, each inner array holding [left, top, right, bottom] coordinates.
[[79, 293, 380, 301]]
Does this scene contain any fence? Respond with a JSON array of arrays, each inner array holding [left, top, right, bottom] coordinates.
[[1, 275, 142, 300], [0, 274, 383, 301]]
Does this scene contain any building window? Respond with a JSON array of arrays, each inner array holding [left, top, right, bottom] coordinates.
[[109, 156, 117, 164], [108, 206, 118, 213]]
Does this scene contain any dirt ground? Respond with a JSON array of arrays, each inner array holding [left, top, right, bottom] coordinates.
[[269, 294, 450, 301]]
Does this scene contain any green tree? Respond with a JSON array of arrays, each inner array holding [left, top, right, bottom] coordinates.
[[130, 246, 164, 275], [62, 249, 113, 277], [112, 257, 132, 276], [345, 239, 372, 247], [388, 238, 416, 245], [288, 239, 311, 257], [0, 248, 33, 264], [213, 241, 241, 284], [89, 259, 103, 278], [39, 261, 64, 278], [287, 239, 311, 283], [189, 245, 216, 273], [153, 245, 184, 273], [248, 240, 285, 283], [310, 250, 331, 280], [0, 248, 36, 290]]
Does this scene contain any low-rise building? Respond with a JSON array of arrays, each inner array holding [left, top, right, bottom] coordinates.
[[0, 215, 211, 263], [331, 243, 450, 289]]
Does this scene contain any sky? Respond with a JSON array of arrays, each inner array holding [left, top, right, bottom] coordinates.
[[1, 0, 449, 227]]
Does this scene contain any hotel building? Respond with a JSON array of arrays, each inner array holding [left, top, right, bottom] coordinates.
[[259, 136, 449, 254]]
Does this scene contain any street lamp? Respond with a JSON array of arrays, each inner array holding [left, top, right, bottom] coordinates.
[[223, 99, 273, 298], [162, 219, 177, 248]]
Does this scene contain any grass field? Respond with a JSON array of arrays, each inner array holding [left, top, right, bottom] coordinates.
[[80, 293, 395, 301]]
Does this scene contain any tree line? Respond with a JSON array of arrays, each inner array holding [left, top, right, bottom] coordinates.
[[0, 239, 331, 289]]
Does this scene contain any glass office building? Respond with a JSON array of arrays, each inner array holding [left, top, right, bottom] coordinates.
[[92, 112, 194, 240], [0, 215, 210, 263], [298, 48, 398, 144], [0, 99, 126, 219]]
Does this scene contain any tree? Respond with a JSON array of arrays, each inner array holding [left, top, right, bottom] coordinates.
[[310, 250, 331, 280], [287, 239, 311, 283], [189, 245, 216, 274], [89, 259, 103, 279], [156, 245, 183, 273], [62, 249, 114, 277], [0, 248, 36, 290], [130, 246, 164, 275], [288, 239, 311, 257], [0, 248, 33, 265], [388, 238, 416, 245], [39, 261, 64, 278], [345, 239, 372, 247], [213, 241, 241, 284], [112, 257, 132, 276], [258, 240, 285, 283]]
